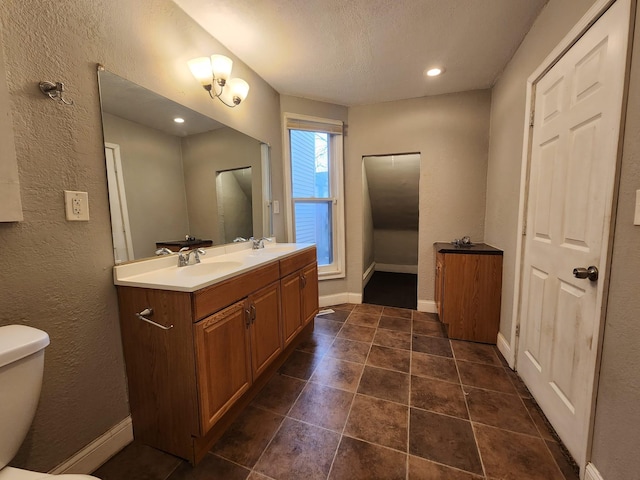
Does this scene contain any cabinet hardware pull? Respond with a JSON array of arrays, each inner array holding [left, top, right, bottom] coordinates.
[[251, 304, 257, 323], [300, 274, 307, 288], [245, 308, 252, 327], [135, 308, 174, 330]]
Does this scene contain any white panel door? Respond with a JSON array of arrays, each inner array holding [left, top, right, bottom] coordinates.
[[517, 0, 629, 466], [105, 143, 134, 263]]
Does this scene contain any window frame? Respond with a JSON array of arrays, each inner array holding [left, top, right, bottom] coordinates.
[[283, 112, 345, 280]]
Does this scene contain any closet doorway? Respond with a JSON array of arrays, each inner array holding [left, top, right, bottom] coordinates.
[[362, 153, 420, 309]]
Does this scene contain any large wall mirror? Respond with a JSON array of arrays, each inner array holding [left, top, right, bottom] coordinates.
[[98, 70, 271, 263]]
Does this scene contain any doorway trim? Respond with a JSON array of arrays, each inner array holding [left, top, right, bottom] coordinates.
[[509, 0, 633, 473], [105, 142, 134, 263]]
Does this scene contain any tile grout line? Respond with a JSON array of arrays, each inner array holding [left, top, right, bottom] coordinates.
[[453, 341, 489, 479], [249, 313, 340, 479], [406, 312, 415, 480], [325, 308, 379, 480], [514, 388, 573, 479]]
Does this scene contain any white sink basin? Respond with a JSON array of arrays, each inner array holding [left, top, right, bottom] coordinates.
[[177, 261, 244, 277], [113, 242, 314, 292], [261, 245, 298, 254]]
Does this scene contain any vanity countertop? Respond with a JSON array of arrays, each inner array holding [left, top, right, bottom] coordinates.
[[434, 242, 503, 255], [113, 242, 315, 292]]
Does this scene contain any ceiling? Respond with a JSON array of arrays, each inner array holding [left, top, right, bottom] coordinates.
[[173, 0, 548, 106]]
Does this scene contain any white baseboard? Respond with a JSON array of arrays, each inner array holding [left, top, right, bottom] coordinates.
[[319, 293, 362, 308], [348, 293, 363, 304], [496, 332, 515, 368], [362, 262, 376, 287], [375, 263, 418, 275], [417, 300, 437, 313], [585, 463, 604, 480], [49, 416, 133, 475]]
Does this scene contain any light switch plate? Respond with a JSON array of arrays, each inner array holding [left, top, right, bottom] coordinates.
[[273, 200, 280, 214], [635, 190, 640, 226], [64, 190, 90, 221]]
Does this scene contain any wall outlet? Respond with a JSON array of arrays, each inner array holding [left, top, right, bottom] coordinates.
[[635, 190, 640, 226], [64, 190, 90, 221]]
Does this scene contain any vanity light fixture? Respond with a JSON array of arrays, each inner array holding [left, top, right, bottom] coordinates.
[[425, 67, 444, 77], [173, 117, 185, 124], [188, 54, 250, 108]]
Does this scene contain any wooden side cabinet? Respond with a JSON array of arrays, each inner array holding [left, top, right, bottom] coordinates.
[[434, 243, 503, 344]]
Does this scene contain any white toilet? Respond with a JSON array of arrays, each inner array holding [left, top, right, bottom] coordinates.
[[0, 325, 99, 480]]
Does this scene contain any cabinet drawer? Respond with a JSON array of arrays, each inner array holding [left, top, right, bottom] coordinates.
[[279, 247, 316, 277], [193, 262, 280, 321]]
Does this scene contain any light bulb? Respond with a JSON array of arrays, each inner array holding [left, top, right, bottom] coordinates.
[[211, 55, 233, 83], [188, 57, 213, 86], [227, 78, 250, 105]]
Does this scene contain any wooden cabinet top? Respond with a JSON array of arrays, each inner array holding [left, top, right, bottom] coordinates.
[[434, 242, 503, 255]]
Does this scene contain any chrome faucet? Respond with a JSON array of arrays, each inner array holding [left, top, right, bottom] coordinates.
[[178, 247, 206, 267], [155, 247, 174, 256], [250, 237, 272, 250], [233, 237, 248, 243]]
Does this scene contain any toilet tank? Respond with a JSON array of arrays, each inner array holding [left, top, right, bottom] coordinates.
[[0, 326, 50, 470]]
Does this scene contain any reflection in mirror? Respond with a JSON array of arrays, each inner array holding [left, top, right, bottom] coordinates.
[[216, 167, 252, 243], [97, 70, 271, 263]]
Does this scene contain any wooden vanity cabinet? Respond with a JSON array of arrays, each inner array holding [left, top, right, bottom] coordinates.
[[194, 281, 282, 434], [116, 247, 318, 465], [434, 243, 503, 344], [280, 249, 319, 347], [247, 281, 282, 378], [194, 301, 252, 434]]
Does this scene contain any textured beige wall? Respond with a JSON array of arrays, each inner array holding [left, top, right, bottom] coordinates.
[[484, 0, 597, 340], [102, 113, 189, 258], [373, 230, 419, 267], [589, 5, 640, 477], [0, 0, 281, 471], [345, 91, 491, 302], [0, 33, 22, 221], [181, 127, 263, 244], [362, 165, 374, 274]]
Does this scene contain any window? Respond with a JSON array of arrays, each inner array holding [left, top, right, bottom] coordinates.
[[283, 113, 345, 279]]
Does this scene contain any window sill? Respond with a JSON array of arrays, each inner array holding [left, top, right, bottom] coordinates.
[[318, 269, 345, 281]]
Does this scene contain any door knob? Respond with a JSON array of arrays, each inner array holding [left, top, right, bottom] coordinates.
[[573, 266, 599, 281]]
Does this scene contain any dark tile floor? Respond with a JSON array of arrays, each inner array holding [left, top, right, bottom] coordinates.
[[93, 304, 579, 480], [363, 272, 417, 310]]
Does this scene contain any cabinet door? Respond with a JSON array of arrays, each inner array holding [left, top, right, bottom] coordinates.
[[280, 271, 303, 347], [194, 301, 252, 434], [435, 253, 445, 322], [248, 281, 283, 378], [301, 263, 319, 326], [442, 253, 502, 343]]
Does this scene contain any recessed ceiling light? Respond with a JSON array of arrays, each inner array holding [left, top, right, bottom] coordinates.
[[174, 117, 185, 123], [426, 67, 444, 77]]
